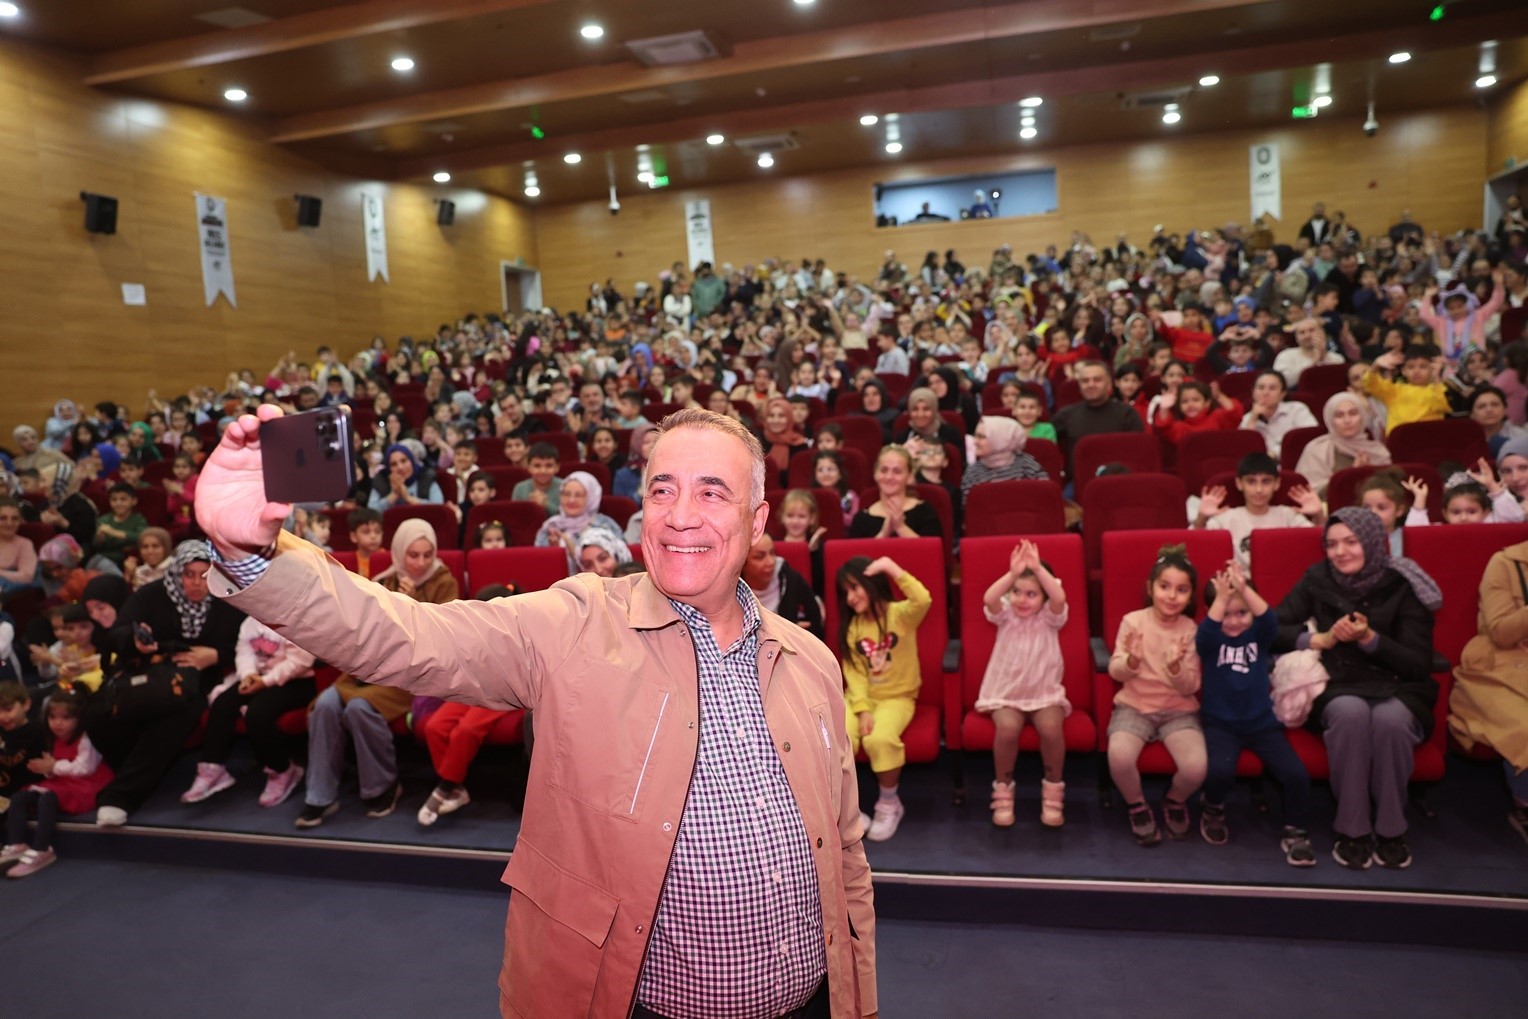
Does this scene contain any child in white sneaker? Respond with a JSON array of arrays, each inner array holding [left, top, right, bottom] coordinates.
[[182, 616, 315, 808], [837, 555, 931, 842], [975, 541, 1070, 828], [3, 689, 111, 879]]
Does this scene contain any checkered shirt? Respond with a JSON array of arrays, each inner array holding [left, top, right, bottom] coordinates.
[[635, 582, 827, 1019]]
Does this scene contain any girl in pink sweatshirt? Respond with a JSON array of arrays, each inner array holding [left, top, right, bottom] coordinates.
[[1107, 545, 1206, 847], [1421, 274, 1505, 367]]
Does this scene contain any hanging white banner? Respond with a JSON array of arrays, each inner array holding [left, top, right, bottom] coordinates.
[[194, 192, 236, 308], [684, 199, 714, 269], [1249, 143, 1281, 223], [363, 189, 389, 283]]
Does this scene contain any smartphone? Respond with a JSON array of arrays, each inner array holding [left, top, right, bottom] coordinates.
[[261, 406, 354, 504], [133, 622, 155, 646]]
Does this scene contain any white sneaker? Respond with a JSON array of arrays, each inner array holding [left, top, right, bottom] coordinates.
[[858, 811, 872, 839], [96, 806, 127, 828], [866, 797, 905, 842], [181, 762, 236, 804]]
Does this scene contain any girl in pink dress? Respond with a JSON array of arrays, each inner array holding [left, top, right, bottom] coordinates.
[[1, 689, 112, 878], [975, 540, 1070, 829]]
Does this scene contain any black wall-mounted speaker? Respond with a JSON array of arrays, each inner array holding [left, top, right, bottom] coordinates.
[[81, 192, 118, 234], [295, 194, 323, 227], [436, 199, 456, 226]]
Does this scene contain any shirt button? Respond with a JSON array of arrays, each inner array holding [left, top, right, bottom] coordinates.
[[783, 741, 791, 752], [755, 796, 766, 809], [634, 924, 644, 933], [687, 721, 695, 729], [778, 940, 789, 954], [662, 822, 672, 832], [815, 837, 823, 848], [736, 727, 747, 740], [771, 870, 783, 883]]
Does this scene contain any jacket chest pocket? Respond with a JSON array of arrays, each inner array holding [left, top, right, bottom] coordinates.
[[547, 666, 672, 821]]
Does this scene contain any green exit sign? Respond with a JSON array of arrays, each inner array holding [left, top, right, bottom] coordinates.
[[650, 175, 670, 188], [1291, 105, 1317, 119]]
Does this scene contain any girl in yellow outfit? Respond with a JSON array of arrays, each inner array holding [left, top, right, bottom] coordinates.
[[836, 555, 931, 842]]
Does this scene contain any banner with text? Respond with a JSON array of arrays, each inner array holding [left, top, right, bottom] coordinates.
[[685, 199, 715, 269], [1249, 143, 1281, 223], [194, 192, 236, 308], [363, 189, 389, 283]]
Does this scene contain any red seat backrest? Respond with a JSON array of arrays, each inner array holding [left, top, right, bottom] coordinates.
[[474, 436, 507, 466], [787, 447, 871, 492], [1024, 438, 1064, 483], [1327, 462, 1444, 521], [1100, 528, 1232, 649], [536, 432, 581, 462], [963, 480, 1066, 536], [1214, 372, 1257, 406], [1248, 527, 1324, 606], [464, 500, 547, 549], [559, 460, 611, 492], [1296, 363, 1350, 404], [134, 486, 169, 526], [467, 547, 569, 594], [1279, 425, 1326, 473], [382, 503, 460, 550], [436, 550, 467, 594], [1071, 432, 1162, 501], [602, 495, 638, 531], [822, 537, 946, 716], [480, 466, 530, 497], [820, 416, 886, 467], [774, 540, 812, 587], [832, 392, 864, 416], [959, 533, 1092, 720], [1202, 470, 1309, 508], [1080, 473, 1188, 571], [528, 412, 566, 433], [1386, 418, 1490, 470], [1177, 430, 1266, 494], [1405, 522, 1528, 664], [765, 488, 846, 541]]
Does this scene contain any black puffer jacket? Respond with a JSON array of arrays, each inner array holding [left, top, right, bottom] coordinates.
[[1274, 562, 1438, 738]]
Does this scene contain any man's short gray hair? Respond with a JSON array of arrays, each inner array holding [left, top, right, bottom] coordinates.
[[655, 408, 767, 509]]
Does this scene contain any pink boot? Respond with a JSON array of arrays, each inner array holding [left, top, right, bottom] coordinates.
[[990, 781, 1016, 827], [1041, 779, 1066, 828]]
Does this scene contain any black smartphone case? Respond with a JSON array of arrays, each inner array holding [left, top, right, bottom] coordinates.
[[261, 407, 354, 504]]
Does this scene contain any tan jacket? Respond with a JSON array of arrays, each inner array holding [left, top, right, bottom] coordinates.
[[213, 533, 877, 1018], [1452, 540, 1528, 771]]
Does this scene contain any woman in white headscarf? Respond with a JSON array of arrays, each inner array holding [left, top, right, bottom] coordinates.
[[571, 527, 633, 578], [961, 416, 1048, 507], [535, 470, 624, 569], [1294, 392, 1392, 501]]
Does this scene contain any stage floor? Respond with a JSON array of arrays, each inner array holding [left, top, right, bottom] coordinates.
[[86, 742, 1528, 901]]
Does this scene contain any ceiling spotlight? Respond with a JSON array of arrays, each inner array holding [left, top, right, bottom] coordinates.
[[884, 141, 903, 154], [757, 153, 775, 168], [524, 185, 541, 198], [637, 171, 653, 183], [580, 23, 604, 40], [223, 88, 248, 102], [1388, 51, 1411, 64], [0, 3, 21, 16], [563, 152, 581, 164], [1312, 94, 1333, 108], [391, 56, 415, 72], [432, 171, 451, 183], [1019, 96, 1043, 108], [1162, 111, 1181, 125], [1198, 74, 1220, 87], [1020, 113, 1036, 125], [706, 133, 725, 145], [1019, 126, 1038, 140], [1165, 103, 1180, 111], [794, 0, 816, 6], [1476, 74, 1498, 89], [859, 114, 879, 126]]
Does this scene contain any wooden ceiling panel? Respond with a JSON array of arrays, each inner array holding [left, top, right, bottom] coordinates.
[[3, 1, 333, 53]]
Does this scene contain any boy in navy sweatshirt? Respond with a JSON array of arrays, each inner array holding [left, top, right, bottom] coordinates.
[[1196, 562, 1315, 866]]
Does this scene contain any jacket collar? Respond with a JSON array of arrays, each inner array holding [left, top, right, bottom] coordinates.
[[628, 573, 802, 656]]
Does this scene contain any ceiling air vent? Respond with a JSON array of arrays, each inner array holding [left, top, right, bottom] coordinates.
[[625, 30, 730, 67], [732, 133, 799, 156], [1088, 23, 1141, 42], [1120, 87, 1193, 109]]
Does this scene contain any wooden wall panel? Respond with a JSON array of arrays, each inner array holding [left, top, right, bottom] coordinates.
[[0, 37, 536, 438], [534, 108, 1488, 311]]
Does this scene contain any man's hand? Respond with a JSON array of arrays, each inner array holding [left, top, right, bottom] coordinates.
[[195, 404, 291, 558]]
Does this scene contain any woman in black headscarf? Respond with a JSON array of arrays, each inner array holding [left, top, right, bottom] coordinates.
[[928, 365, 979, 434], [1274, 506, 1440, 872], [854, 378, 900, 443]]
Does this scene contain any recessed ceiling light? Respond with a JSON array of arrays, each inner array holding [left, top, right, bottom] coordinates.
[[391, 56, 415, 72], [1165, 103, 1180, 112], [1020, 113, 1036, 125], [1476, 74, 1498, 89], [0, 3, 20, 17], [859, 114, 879, 126], [524, 185, 541, 198], [706, 133, 725, 145], [1388, 51, 1411, 64], [1312, 94, 1333, 108], [580, 23, 604, 40], [884, 141, 903, 154], [637, 171, 653, 183], [1019, 126, 1038, 140], [563, 152, 581, 164], [884, 112, 900, 123], [432, 171, 451, 183], [757, 153, 775, 168], [794, 0, 816, 6], [1162, 111, 1182, 125], [1198, 74, 1220, 87], [223, 88, 247, 102], [1019, 96, 1043, 108]]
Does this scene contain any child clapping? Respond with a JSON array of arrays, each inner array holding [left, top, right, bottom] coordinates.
[[1197, 562, 1315, 866]]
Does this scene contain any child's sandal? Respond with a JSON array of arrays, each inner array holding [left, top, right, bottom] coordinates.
[[1128, 802, 1162, 847]]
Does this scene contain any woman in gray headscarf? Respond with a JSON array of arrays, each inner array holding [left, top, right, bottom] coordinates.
[[1274, 506, 1440, 872]]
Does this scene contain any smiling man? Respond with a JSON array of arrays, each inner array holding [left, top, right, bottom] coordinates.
[[195, 405, 877, 1019]]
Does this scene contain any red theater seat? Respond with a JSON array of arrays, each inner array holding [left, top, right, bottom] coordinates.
[[1177, 430, 1265, 494], [1279, 426, 1326, 473], [1071, 433, 1162, 502], [953, 534, 1096, 756], [1326, 463, 1444, 521], [1081, 473, 1188, 583], [464, 501, 547, 549], [559, 460, 611, 492], [788, 447, 870, 492], [1201, 470, 1309, 509], [962, 480, 1066, 536], [1405, 523, 1528, 665], [1386, 418, 1489, 470], [819, 416, 888, 468], [1024, 438, 1064, 483], [774, 540, 812, 586], [467, 547, 570, 594], [382, 504, 460, 550], [822, 537, 947, 765], [1247, 528, 1323, 606], [765, 488, 846, 542]]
